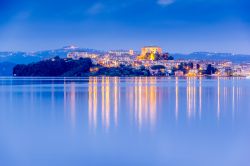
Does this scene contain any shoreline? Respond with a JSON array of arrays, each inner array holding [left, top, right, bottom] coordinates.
[[2, 75, 248, 78]]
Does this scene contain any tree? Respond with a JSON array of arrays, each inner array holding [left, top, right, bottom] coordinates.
[[168, 56, 174, 60], [161, 53, 169, 60], [197, 64, 200, 70], [151, 65, 165, 70], [188, 62, 193, 69], [13, 57, 93, 77], [206, 64, 217, 75]]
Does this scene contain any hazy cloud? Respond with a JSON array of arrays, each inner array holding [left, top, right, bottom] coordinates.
[[157, 0, 175, 6]]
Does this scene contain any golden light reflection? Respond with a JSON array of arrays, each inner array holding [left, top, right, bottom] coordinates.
[[88, 77, 98, 129], [85, 77, 243, 130], [101, 77, 105, 126], [88, 78, 93, 127], [186, 78, 196, 119], [93, 78, 98, 128], [175, 77, 179, 120], [129, 77, 157, 128], [187, 78, 191, 118], [217, 78, 220, 120], [105, 77, 110, 129], [149, 77, 157, 126], [232, 78, 235, 120], [138, 77, 142, 128], [134, 78, 138, 121], [114, 77, 119, 127], [194, 78, 196, 117], [199, 77, 202, 118], [89, 77, 115, 130]]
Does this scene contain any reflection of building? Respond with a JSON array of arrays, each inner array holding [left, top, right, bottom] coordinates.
[[67, 52, 98, 60]]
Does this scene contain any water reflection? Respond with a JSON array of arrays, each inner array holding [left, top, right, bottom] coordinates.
[[88, 77, 120, 130], [70, 82, 76, 127], [128, 77, 157, 128], [114, 77, 118, 127], [87, 77, 159, 129], [186, 78, 197, 119], [199, 77, 202, 118], [175, 77, 179, 120], [217, 78, 221, 119], [15, 77, 245, 130], [0, 77, 250, 166]]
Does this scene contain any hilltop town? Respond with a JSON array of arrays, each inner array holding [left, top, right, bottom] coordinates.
[[12, 46, 250, 77], [66, 46, 250, 77]]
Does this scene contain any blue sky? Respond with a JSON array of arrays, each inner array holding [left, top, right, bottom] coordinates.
[[0, 0, 250, 53]]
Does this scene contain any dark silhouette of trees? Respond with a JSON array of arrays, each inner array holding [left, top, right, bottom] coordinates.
[[167, 56, 174, 60], [161, 53, 169, 60], [13, 57, 92, 76], [196, 64, 200, 70], [206, 64, 217, 75], [94, 66, 150, 77], [151, 65, 165, 70]]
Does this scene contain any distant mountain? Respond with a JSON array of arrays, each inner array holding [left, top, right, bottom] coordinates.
[[0, 62, 16, 76], [1, 46, 250, 65], [0, 46, 105, 64], [0, 51, 41, 64], [173, 52, 250, 63]]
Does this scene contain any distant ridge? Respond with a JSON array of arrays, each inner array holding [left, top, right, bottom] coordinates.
[[172, 52, 250, 63], [1, 46, 250, 64], [0, 46, 105, 64]]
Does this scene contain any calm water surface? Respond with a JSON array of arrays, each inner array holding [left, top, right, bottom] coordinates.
[[0, 77, 250, 166]]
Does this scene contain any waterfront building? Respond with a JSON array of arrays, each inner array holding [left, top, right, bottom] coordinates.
[[175, 71, 184, 77], [149, 65, 166, 76], [220, 67, 233, 76], [186, 69, 198, 77], [129, 49, 134, 55]]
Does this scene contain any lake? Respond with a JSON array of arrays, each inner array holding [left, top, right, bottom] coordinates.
[[0, 77, 250, 166]]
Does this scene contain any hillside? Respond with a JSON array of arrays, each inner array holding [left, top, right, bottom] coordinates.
[[13, 57, 92, 77]]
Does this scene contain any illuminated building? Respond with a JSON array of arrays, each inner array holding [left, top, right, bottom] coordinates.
[[137, 46, 163, 61], [149, 65, 166, 75], [186, 69, 198, 77], [129, 49, 134, 55], [108, 50, 133, 56], [175, 70, 184, 77], [67, 52, 98, 60], [141, 46, 162, 55]]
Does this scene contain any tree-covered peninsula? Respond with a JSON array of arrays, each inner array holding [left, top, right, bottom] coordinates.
[[13, 57, 150, 77], [13, 57, 92, 77]]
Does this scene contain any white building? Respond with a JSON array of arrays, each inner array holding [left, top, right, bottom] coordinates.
[[67, 52, 98, 60]]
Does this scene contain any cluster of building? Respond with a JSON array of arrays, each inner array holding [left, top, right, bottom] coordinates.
[[66, 46, 250, 77]]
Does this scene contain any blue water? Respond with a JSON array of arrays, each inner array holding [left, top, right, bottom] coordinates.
[[0, 77, 250, 166]]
